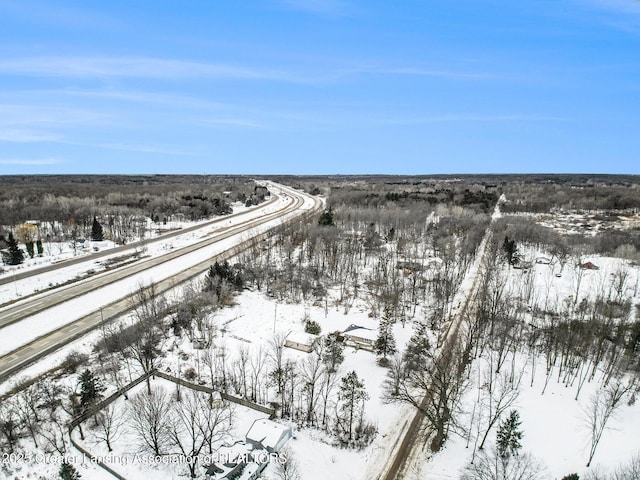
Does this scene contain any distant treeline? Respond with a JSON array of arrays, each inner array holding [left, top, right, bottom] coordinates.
[[0, 175, 267, 227]]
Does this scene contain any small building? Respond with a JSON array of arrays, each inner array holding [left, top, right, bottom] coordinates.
[[580, 261, 600, 270], [246, 419, 293, 453], [342, 324, 376, 351], [284, 332, 317, 353], [210, 391, 224, 409]]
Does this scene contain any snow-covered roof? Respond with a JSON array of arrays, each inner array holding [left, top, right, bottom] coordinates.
[[342, 324, 377, 341], [285, 331, 316, 346], [246, 419, 292, 452]]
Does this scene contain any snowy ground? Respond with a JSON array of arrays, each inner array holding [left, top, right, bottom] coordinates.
[[0, 183, 318, 357], [421, 351, 640, 479], [415, 250, 640, 479], [72, 377, 270, 480], [186, 288, 417, 480], [3, 191, 639, 480]]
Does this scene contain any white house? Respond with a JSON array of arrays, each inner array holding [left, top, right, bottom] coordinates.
[[284, 331, 317, 353], [245, 419, 293, 453], [342, 324, 376, 351]]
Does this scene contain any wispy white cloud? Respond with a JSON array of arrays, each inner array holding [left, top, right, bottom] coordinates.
[[0, 56, 496, 85], [0, 57, 285, 81], [190, 117, 263, 128], [581, 0, 640, 16], [343, 65, 499, 81], [0, 0, 116, 29], [0, 158, 63, 165], [0, 104, 113, 127], [62, 141, 194, 156], [0, 129, 63, 142]]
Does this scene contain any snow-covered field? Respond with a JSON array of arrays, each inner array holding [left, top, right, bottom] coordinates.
[[418, 253, 640, 479], [2, 188, 639, 480], [0, 183, 318, 357]]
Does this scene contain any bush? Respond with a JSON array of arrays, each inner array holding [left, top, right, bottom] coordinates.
[[60, 351, 89, 374], [305, 320, 321, 335]]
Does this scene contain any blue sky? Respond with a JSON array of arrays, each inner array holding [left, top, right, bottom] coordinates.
[[0, 0, 639, 175]]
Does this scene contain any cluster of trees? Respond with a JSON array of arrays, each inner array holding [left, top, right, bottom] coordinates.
[[455, 229, 640, 469], [191, 332, 375, 447], [236, 194, 489, 332], [0, 176, 267, 265], [127, 386, 233, 478], [498, 175, 640, 214]]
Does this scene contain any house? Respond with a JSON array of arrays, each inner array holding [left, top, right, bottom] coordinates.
[[342, 324, 376, 351], [245, 419, 293, 453], [535, 256, 551, 265], [284, 331, 317, 353], [203, 441, 268, 480]]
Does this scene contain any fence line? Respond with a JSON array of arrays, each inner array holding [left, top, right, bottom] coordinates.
[[68, 434, 128, 480], [68, 369, 153, 428], [154, 370, 275, 417]]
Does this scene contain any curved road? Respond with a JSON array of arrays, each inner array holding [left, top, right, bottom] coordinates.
[[0, 181, 322, 384], [0, 189, 280, 288]]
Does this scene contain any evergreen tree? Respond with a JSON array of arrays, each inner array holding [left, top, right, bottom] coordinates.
[[337, 371, 369, 442], [403, 323, 431, 371], [204, 260, 243, 296], [374, 321, 397, 360], [322, 332, 345, 373], [36, 239, 44, 256], [59, 460, 82, 479], [6, 232, 24, 265], [561, 475, 579, 480], [25, 241, 35, 258], [318, 208, 335, 226], [91, 216, 104, 241], [502, 236, 519, 266], [78, 369, 106, 413], [496, 409, 523, 458]]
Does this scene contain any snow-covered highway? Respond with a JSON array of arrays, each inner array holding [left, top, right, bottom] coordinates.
[[0, 181, 322, 383]]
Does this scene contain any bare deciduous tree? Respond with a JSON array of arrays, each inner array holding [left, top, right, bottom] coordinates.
[[584, 381, 631, 467], [128, 386, 172, 456], [461, 447, 546, 480], [94, 403, 124, 452]]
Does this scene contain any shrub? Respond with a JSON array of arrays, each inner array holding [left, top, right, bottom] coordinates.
[[305, 320, 321, 335]]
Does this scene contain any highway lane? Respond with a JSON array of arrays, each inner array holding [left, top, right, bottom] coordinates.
[[0, 187, 279, 288], [0, 182, 322, 383], [0, 189, 289, 329]]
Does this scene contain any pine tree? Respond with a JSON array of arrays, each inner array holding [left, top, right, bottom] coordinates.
[[374, 321, 397, 360], [322, 333, 345, 373], [318, 208, 335, 226], [496, 409, 523, 458], [337, 371, 369, 441], [561, 475, 579, 480], [59, 460, 82, 479], [6, 232, 24, 265], [403, 323, 431, 372], [25, 241, 35, 258], [78, 369, 106, 413], [91, 216, 104, 241], [36, 239, 44, 256], [502, 236, 519, 266]]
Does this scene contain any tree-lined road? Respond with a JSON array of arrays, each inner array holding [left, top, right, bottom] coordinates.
[[379, 200, 502, 480]]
